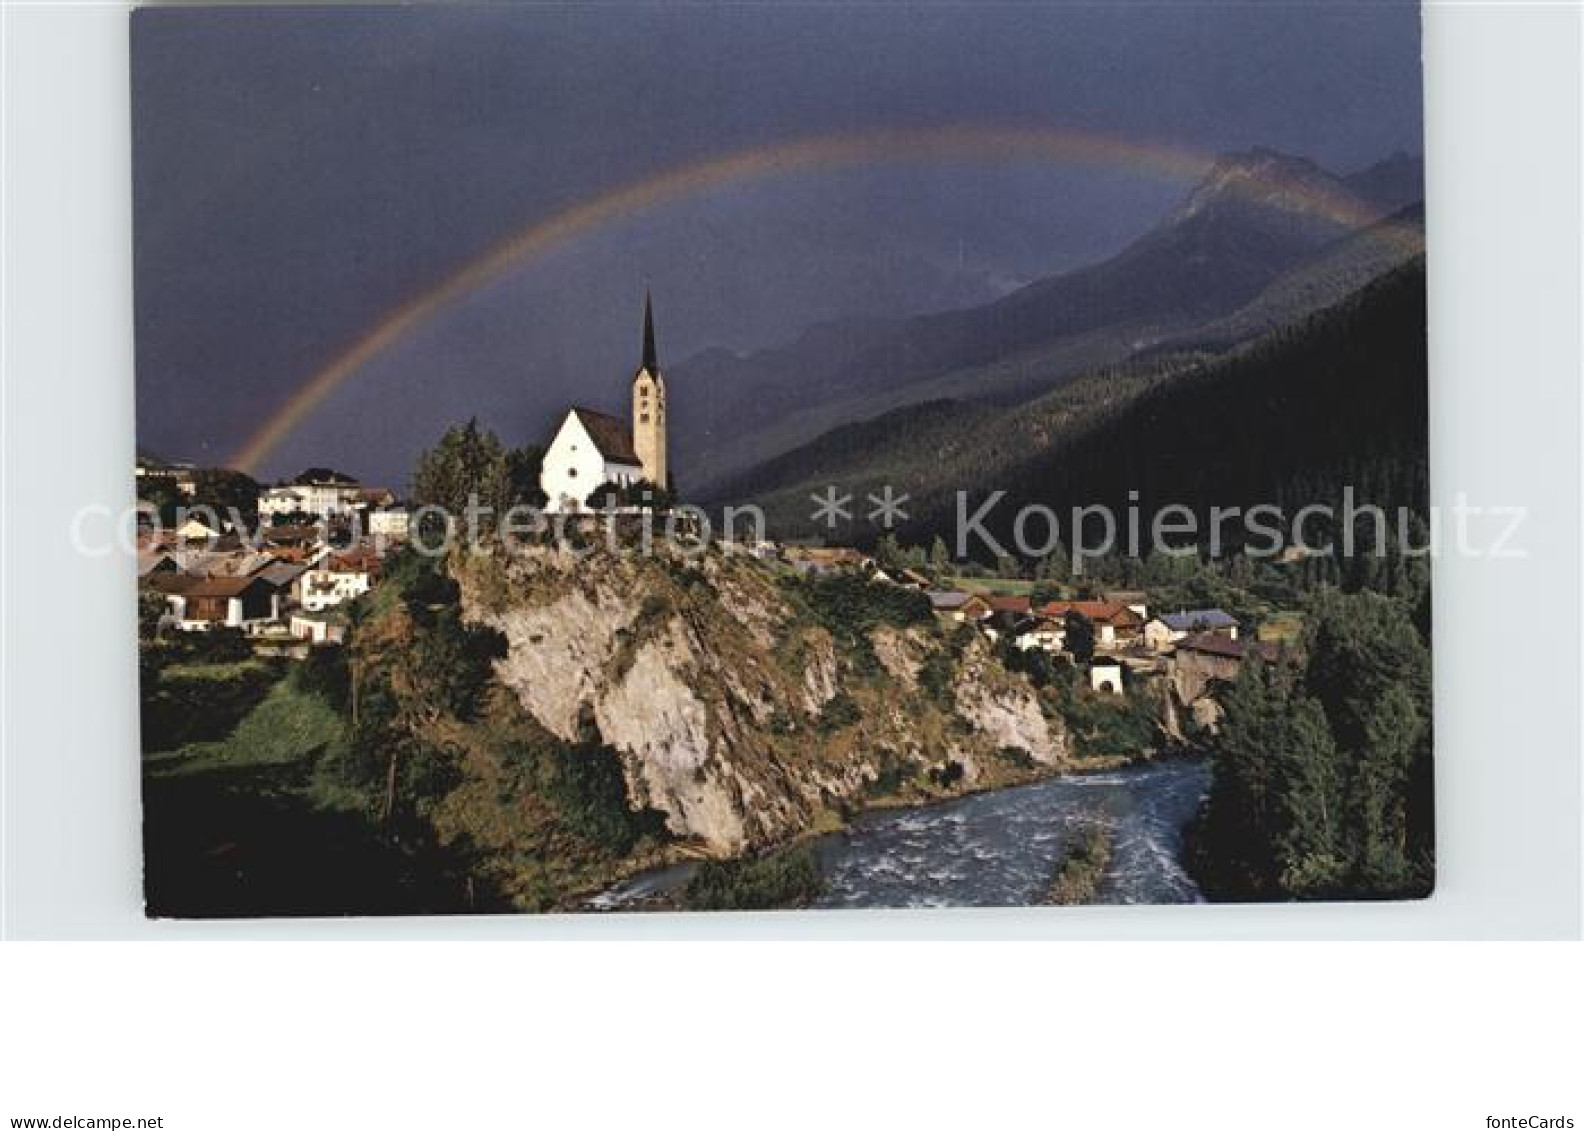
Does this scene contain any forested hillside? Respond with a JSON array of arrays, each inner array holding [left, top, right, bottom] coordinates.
[[717, 258, 1428, 562], [675, 150, 1422, 491]]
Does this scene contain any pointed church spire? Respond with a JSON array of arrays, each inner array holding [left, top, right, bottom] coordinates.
[[641, 290, 658, 373]]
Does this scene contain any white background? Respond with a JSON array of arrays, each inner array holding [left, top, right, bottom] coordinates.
[[1, 1, 1580, 1125]]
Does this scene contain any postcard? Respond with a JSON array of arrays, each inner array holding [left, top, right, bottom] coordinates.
[[132, 3, 1431, 916]]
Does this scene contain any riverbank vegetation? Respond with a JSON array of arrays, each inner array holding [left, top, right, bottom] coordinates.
[[683, 845, 824, 911], [1186, 589, 1433, 900], [1043, 825, 1115, 905]]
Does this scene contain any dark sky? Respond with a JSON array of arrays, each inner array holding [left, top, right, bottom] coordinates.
[[131, 3, 1423, 488]]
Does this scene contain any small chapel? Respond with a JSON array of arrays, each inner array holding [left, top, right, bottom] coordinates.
[[538, 293, 669, 513]]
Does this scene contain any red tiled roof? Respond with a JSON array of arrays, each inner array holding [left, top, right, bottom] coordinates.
[[327, 547, 381, 573], [988, 595, 1031, 614], [1039, 600, 1142, 627]]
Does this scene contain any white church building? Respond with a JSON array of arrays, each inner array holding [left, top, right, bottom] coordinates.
[[540, 294, 670, 512]]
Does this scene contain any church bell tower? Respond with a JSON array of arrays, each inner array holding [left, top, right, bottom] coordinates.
[[631, 291, 667, 492]]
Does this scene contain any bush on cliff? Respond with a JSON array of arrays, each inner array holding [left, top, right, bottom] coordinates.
[[684, 845, 824, 911], [529, 738, 669, 856], [785, 573, 932, 639]]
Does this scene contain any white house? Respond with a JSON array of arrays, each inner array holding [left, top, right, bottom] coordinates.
[[174, 516, 222, 542], [1012, 615, 1066, 653], [298, 549, 379, 612], [258, 486, 308, 519], [136, 456, 196, 497], [167, 575, 280, 632], [258, 476, 369, 520], [290, 610, 348, 645], [1144, 608, 1240, 651], [368, 507, 410, 539], [539, 294, 670, 513]]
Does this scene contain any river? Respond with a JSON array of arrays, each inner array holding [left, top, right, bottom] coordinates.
[[590, 758, 1210, 911]]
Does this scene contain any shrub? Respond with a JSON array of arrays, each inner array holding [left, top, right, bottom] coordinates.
[[817, 691, 861, 732], [997, 639, 1063, 689], [508, 736, 668, 856], [684, 845, 823, 910], [863, 753, 909, 798], [917, 647, 956, 708], [929, 760, 966, 788], [140, 660, 282, 752], [292, 643, 350, 711], [1045, 825, 1114, 905], [995, 746, 1039, 771], [786, 573, 933, 640], [410, 608, 507, 720], [1058, 686, 1160, 758], [156, 627, 253, 666]]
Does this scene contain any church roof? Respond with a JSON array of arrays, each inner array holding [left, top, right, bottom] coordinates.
[[641, 291, 658, 373], [570, 407, 641, 465]]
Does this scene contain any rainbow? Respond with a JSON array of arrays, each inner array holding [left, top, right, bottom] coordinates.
[[230, 124, 1415, 474]]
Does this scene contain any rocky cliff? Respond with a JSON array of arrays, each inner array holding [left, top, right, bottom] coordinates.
[[454, 541, 1066, 854]]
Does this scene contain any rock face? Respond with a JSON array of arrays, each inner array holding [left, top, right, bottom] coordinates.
[[954, 641, 1064, 765], [457, 542, 1066, 854]]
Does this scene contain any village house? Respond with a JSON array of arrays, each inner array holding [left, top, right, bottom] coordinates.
[[368, 506, 411, 540], [1144, 608, 1240, 651], [257, 486, 311, 519], [135, 455, 196, 496], [290, 607, 350, 645], [152, 574, 280, 632], [142, 550, 302, 632], [988, 594, 1032, 618], [782, 545, 874, 575], [1101, 589, 1150, 619], [929, 591, 992, 623], [1170, 632, 1281, 706], [298, 547, 380, 612], [1038, 600, 1145, 648], [927, 590, 973, 619], [258, 523, 327, 563], [174, 515, 223, 543], [258, 472, 383, 521], [956, 594, 993, 621], [540, 295, 668, 513], [1011, 614, 1065, 653]]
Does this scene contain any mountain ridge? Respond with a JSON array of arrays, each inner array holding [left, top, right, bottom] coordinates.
[[707, 257, 1428, 555], [672, 148, 1423, 495]]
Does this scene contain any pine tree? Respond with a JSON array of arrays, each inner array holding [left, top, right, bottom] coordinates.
[[412, 419, 513, 536]]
